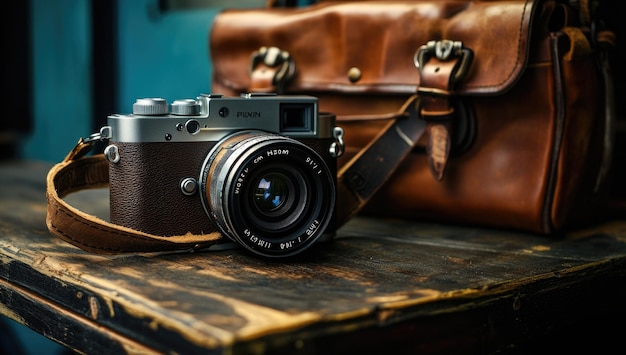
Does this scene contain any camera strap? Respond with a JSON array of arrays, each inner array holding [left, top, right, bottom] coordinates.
[[46, 146, 223, 254], [45, 95, 425, 254]]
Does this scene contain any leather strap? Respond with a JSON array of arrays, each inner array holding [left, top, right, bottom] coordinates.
[[46, 96, 425, 254], [335, 95, 424, 227], [412, 39, 474, 181]]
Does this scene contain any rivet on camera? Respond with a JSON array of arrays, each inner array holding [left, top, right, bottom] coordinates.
[[180, 177, 198, 196], [347, 67, 362, 83], [104, 145, 120, 163]]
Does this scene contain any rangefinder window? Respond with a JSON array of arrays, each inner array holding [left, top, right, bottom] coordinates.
[[280, 103, 313, 132]]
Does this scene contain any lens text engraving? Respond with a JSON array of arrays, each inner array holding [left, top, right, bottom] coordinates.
[[306, 220, 320, 236], [267, 149, 289, 156], [244, 229, 272, 249], [234, 167, 249, 195], [306, 157, 322, 174]]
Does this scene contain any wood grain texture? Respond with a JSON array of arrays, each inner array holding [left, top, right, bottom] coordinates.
[[1, 161, 625, 354]]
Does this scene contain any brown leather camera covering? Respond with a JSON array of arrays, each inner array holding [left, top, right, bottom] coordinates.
[[210, 0, 614, 233], [109, 141, 217, 236]]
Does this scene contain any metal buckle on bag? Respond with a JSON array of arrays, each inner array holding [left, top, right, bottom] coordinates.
[[413, 40, 475, 181], [414, 40, 474, 83], [250, 46, 296, 93]]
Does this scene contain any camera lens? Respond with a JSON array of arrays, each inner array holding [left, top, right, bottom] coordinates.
[[200, 130, 335, 258]]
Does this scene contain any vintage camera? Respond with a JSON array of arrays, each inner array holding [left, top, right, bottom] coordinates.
[[102, 93, 344, 258]]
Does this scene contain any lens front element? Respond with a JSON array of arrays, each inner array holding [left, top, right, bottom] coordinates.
[[254, 173, 290, 213]]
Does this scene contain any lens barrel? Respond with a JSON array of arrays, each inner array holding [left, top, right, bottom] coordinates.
[[200, 131, 335, 257]]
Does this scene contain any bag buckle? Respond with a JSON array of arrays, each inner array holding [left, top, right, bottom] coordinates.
[[250, 46, 296, 94], [413, 40, 474, 181], [414, 40, 473, 83]]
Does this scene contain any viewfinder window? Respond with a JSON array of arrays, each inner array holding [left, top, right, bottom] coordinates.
[[280, 103, 313, 132]]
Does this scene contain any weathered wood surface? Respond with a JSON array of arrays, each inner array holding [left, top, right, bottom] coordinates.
[[1, 160, 625, 354]]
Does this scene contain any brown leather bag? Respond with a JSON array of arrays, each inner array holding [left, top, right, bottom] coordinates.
[[209, 0, 616, 234]]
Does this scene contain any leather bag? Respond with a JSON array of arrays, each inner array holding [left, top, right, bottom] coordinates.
[[209, 0, 616, 234]]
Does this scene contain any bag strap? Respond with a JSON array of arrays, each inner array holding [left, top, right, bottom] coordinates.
[[46, 96, 425, 254], [413, 40, 474, 181]]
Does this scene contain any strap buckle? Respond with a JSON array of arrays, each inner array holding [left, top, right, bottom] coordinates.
[[64, 126, 112, 162], [329, 126, 345, 158], [414, 40, 474, 83], [82, 126, 112, 144]]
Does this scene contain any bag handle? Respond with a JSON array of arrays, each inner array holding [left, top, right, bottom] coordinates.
[[45, 96, 426, 255]]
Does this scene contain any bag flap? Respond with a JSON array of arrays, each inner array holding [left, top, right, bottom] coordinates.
[[210, 0, 543, 96]]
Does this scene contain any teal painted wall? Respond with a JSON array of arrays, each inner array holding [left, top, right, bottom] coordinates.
[[117, 1, 220, 114], [21, 0, 92, 162], [20, 0, 221, 163]]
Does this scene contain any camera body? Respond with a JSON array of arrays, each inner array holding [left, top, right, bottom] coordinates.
[[103, 93, 343, 257]]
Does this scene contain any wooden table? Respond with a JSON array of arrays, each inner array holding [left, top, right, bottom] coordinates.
[[1, 160, 625, 354]]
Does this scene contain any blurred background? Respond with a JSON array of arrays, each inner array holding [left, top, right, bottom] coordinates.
[[2, 0, 276, 164], [1, 0, 623, 353]]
